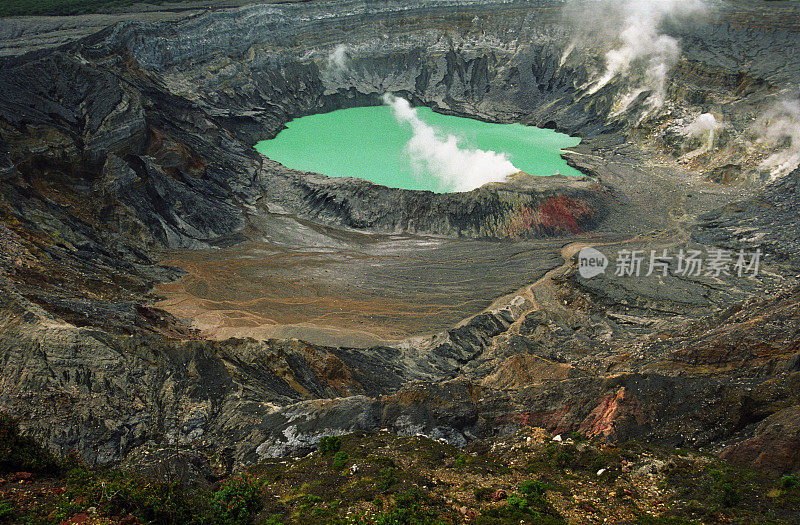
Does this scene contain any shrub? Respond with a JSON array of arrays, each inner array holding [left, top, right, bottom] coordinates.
[[376, 467, 397, 493], [481, 480, 565, 524], [519, 480, 547, 498], [58, 467, 205, 524], [59, 467, 264, 525], [319, 435, 342, 456], [717, 482, 740, 508], [0, 500, 15, 521], [709, 469, 740, 508], [133, 479, 199, 524], [369, 489, 443, 525], [506, 494, 528, 512], [0, 414, 59, 475], [210, 473, 264, 525], [780, 474, 799, 490], [294, 493, 323, 519], [553, 451, 574, 468], [482, 489, 565, 525], [569, 432, 587, 443], [333, 451, 350, 471], [452, 454, 469, 469], [635, 516, 700, 524]]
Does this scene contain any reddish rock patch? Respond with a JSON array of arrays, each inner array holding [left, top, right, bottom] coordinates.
[[579, 387, 645, 439], [721, 405, 800, 475], [535, 194, 593, 234]]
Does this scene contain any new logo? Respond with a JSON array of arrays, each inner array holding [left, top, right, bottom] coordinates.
[[577, 246, 608, 279]]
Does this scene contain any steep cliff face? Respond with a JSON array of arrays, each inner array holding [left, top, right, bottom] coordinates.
[[0, 0, 799, 476], [2, 0, 796, 251]]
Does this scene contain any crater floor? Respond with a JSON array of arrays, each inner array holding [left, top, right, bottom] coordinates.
[[154, 226, 566, 345]]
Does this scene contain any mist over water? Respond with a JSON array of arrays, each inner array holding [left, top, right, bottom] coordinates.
[[382, 94, 519, 191], [255, 101, 581, 193]]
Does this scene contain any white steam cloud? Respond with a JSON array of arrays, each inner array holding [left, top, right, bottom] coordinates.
[[327, 44, 349, 72], [682, 113, 724, 158], [382, 94, 519, 192], [566, 0, 711, 110], [754, 100, 800, 179]]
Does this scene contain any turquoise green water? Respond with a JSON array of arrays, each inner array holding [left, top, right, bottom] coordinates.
[[255, 105, 581, 193]]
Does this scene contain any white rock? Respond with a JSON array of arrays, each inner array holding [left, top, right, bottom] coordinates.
[[553, 434, 563, 442], [596, 468, 606, 476]]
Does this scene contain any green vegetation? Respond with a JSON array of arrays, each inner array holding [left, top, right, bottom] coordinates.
[[376, 466, 397, 493], [332, 451, 350, 471], [568, 431, 588, 443], [319, 435, 342, 455], [46, 467, 265, 524], [780, 474, 799, 490], [0, 414, 266, 524], [1, 419, 799, 524], [0, 414, 59, 476], [451, 454, 469, 469], [477, 479, 564, 525], [0, 461, 265, 524], [709, 468, 741, 507], [350, 490, 444, 525], [527, 440, 624, 482], [0, 500, 15, 521], [518, 479, 548, 498], [651, 461, 800, 523], [58, 467, 200, 524], [211, 473, 265, 525]]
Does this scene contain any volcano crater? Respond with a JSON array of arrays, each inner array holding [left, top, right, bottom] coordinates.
[[1, 0, 799, 476]]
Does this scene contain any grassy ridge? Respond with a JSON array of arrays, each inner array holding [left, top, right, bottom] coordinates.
[[0, 0, 193, 17], [3, 419, 800, 524]]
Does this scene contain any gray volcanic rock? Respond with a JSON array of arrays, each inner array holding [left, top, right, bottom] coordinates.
[[694, 167, 800, 269], [263, 166, 608, 238], [0, 283, 539, 464]]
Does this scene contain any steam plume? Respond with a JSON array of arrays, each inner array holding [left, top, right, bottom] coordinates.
[[327, 44, 349, 72], [382, 94, 518, 192], [754, 100, 800, 179], [566, 0, 710, 109], [682, 113, 723, 157]]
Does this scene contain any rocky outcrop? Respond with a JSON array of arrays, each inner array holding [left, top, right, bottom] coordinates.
[[721, 406, 800, 475], [694, 167, 800, 269], [0, 285, 534, 464], [262, 167, 608, 238]]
